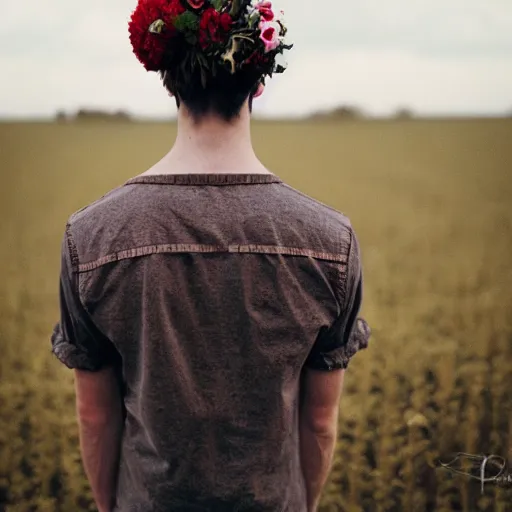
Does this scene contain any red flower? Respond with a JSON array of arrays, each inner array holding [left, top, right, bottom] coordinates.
[[255, 1, 274, 22], [198, 7, 233, 50], [245, 50, 270, 67], [219, 12, 233, 31], [186, 0, 205, 8], [128, 0, 186, 71], [161, 0, 187, 35]]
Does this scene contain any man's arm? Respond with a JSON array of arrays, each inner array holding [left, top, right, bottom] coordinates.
[[75, 366, 124, 512], [299, 368, 345, 512]]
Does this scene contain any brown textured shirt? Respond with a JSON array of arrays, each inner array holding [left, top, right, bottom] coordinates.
[[51, 173, 371, 512]]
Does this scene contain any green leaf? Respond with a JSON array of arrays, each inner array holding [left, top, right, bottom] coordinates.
[[174, 11, 200, 32], [240, 0, 252, 13], [230, 0, 241, 16], [211, 0, 224, 11], [247, 11, 260, 28], [185, 32, 198, 45]]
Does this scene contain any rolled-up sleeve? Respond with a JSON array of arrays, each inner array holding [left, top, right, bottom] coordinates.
[[305, 228, 371, 371], [51, 223, 119, 371]]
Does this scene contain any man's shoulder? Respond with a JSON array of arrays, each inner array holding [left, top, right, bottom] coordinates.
[[67, 180, 140, 232], [64, 180, 150, 263], [276, 181, 354, 240], [64, 175, 356, 262], [278, 182, 350, 220]]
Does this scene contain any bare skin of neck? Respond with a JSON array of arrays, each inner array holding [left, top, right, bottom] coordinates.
[[142, 99, 270, 176]]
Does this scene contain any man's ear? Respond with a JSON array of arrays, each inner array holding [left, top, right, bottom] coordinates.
[[253, 82, 265, 99]]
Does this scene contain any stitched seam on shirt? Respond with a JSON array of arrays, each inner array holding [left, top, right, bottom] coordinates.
[[77, 244, 348, 273], [341, 228, 354, 309], [124, 174, 283, 186], [280, 183, 349, 218], [65, 223, 80, 273]]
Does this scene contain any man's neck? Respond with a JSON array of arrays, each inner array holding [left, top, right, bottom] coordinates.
[[144, 106, 269, 176]]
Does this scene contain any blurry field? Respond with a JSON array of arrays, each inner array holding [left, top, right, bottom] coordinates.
[[0, 118, 511, 511]]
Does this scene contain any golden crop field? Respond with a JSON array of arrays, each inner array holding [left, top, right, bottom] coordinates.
[[0, 118, 511, 512]]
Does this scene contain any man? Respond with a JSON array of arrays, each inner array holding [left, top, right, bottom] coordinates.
[[51, 1, 371, 511]]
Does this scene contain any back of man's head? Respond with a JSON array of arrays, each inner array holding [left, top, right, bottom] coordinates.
[[129, 0, 292, 122]]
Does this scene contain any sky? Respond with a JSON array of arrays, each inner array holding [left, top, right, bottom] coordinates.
[[1, 0, 512, 119]]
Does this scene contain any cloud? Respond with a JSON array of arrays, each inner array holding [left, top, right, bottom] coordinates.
[[2, 48, 511, 119], [281, 0, 512, 55], [1, 0, 512, 117], [263, 49, 512, 117], [3, 0, 512, 57]]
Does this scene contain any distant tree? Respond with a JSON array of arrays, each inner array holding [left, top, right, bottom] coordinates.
[[75, 109, 92, 121], [395, 107, 414, 120], [113, 110, 131, 121], [330, 105, 365, 120], [73, 109, 132, 122], [55, 110, 67, 122], [310, 104, 366, 121]]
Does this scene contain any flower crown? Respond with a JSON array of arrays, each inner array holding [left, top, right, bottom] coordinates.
[[129, 0, 292, 85]]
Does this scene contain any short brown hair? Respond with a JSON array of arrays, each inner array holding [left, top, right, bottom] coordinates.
[[160, 62, 262, 122]]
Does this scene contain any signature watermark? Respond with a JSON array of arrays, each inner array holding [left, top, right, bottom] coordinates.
[[438, 452, 512, 494]]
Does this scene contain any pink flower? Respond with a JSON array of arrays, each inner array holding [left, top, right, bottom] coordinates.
[[187, 0, 205, 8], [259, 21, 280, 53], [254, 1, 274, 21]]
